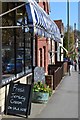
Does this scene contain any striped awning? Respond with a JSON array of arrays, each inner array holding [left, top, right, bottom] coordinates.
[[25, 0, 61, 43]]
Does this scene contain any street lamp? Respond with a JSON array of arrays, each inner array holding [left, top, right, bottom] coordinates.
[[67, 0, 70, 52]]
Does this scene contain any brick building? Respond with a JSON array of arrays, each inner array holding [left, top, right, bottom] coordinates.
[[35, 0, 50, 74], [54, 20, 64, 61], [35, 1, 63, 73]]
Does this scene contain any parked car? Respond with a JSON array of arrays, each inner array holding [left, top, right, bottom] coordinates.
[[2, 61, 10, 74], [5, 58, 23, 74]]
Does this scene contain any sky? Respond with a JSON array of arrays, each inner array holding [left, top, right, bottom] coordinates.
[[49, 1, 78, 30]]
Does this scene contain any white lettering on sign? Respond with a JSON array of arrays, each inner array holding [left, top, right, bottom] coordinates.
[[8, 106, 12, 110], [20, 108, 26, 112], [11, 93, 26, 102], [8, 106, 27, 112], [10, 99, 22, 105], [13, 84, 24, 93], [13, 107, 19, 111]]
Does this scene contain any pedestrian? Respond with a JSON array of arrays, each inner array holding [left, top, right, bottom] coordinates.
[[67, 56, 71, 76], [73, 59, 77, 71], [78, 56, 80, 73]]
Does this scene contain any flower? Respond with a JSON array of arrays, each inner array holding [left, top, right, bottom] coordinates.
[[33, 81, 52, 96]]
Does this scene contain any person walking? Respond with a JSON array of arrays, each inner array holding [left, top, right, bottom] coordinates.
[[78, 56, 80, 73], [67, 56, 71, 76], [73, 59, 77, 71]]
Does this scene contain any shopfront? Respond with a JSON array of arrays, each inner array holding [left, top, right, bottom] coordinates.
[[0, 0, 61, 85], [0, 0, 61, 116]]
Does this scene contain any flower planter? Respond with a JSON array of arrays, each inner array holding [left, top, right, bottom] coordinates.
[[32, 92, 49, 103]]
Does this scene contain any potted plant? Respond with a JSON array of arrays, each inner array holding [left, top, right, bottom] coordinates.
[[32, 81, 52, 103]]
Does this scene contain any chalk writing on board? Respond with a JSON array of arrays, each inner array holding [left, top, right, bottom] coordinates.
[[12, 84, 25, 93], [8, 106, 26, 112], [7, 82, 32, 117]]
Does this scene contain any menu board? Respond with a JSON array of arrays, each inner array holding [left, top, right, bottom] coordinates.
[[7, 82, 32, 118], [34, 67, 45, 83]]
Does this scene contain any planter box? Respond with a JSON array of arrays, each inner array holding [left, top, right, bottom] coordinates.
[[45, 75, 53, 89], [32, 92, 49, 103]]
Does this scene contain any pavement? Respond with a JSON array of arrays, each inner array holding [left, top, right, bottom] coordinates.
[[1, 65, 79, 119]]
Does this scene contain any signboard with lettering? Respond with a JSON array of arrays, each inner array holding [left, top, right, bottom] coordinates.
[[7, 82, 32, 118], [34, 67, 45, 83]]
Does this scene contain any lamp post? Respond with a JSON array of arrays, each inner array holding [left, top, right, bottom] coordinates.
[[67, 0, 70, 53]]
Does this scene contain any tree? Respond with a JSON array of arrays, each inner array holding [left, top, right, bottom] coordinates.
[[63, 26, 74, 58]]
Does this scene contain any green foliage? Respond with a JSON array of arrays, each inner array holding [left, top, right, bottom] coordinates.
[[33, 81, 52, 96], [63, 26, 75, 57], [63, 32, 68, 50]]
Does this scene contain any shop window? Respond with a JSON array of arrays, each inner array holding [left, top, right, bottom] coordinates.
[[2, 2, 31, 82], [2, 17, 14, 76]]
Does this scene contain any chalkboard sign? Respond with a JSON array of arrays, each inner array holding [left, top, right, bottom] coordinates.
[[34, 67, 45, 83], [7, 82, 32, 118]]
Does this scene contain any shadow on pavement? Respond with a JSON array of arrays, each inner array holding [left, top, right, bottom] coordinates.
[[2, 118, 79, 120], [2, 117, 26, 120], [2, 118, 35, 120]]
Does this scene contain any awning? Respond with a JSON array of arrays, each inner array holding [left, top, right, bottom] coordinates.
[[25, 0, 61, 43], [0, 1, 61, 42], [60, 45, 68, 53]]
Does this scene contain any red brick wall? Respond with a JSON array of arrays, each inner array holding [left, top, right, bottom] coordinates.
[[34, 1, 50, 74], [35, 1, 49, 74], [38, 1, 49, 14], [35, 37, 49, 74], [54, 20, 64, 34]]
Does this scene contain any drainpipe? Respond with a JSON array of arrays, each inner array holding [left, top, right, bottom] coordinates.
[[0, 1, 2, 85], [55, 42, 57, 63], [23, 11, 26, 73], [13, 3, 17, 76], [0, 1, 2, 118], [51, 38, 52, 64], [31, 31, 35, 84]]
